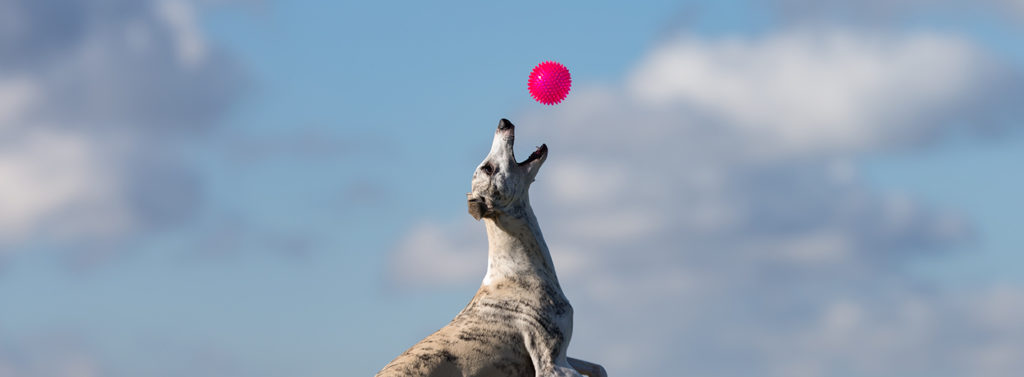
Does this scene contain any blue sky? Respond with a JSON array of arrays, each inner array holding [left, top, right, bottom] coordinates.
[[0, 1, 1022, 376]]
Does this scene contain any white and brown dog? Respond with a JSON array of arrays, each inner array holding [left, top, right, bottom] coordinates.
[[376, 119, 606, 377]]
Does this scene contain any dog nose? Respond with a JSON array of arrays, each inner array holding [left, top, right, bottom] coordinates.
[[498, 118, 514, 131]]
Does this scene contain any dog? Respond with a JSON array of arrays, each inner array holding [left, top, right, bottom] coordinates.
[[376, 119, 606, 377]]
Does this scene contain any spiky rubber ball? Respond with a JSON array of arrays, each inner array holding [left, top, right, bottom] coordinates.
[[528, 61, 572, 105]]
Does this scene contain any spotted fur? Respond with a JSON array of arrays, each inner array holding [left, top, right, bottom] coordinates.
[[376, 119, 606, 377]]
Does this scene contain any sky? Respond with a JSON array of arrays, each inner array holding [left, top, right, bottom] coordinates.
[[0, 0, 1022, 376]]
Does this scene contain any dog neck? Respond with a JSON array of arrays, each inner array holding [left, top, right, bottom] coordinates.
[[481, 201, 560, 288]]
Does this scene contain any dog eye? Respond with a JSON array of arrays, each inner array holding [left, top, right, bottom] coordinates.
[[481, 164, 496, 176]]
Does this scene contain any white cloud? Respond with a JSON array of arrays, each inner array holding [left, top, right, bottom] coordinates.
[[388, 28, 1024, 376], [391, 220, 486, 286], [0, 130, 129, 246], [628, 31, 989, 157], [772, 0, 1024, 24], [157, 0, 207, 67], [0, 77, 38, 127], [0, 0, 242, 252]]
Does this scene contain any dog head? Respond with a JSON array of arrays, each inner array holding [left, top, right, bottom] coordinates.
[[467, 118, 547, 220]]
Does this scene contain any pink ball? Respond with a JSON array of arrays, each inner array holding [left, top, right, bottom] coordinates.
[[528, 61, 572, 105]]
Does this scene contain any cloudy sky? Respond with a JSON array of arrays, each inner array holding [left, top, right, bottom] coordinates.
[[1, 0, 1023, 376]]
